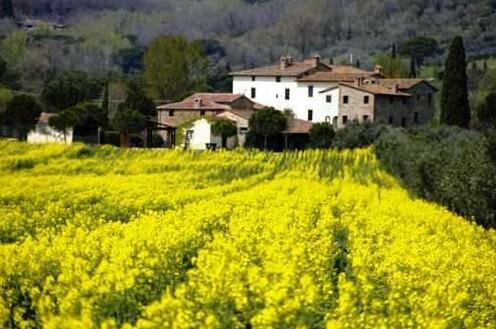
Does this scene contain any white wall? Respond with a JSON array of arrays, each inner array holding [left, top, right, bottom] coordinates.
[[27, 124, 73, 144], [185, 119, 238, 150], [233, 76, 339, 123]]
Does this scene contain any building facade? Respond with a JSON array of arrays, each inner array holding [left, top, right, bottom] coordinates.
[[231, 56, 437, 128]]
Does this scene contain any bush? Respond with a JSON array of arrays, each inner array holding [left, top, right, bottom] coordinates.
[[375, 126, 496, 228], [333, 122, 389, 149], [309, 122, 335, 149]]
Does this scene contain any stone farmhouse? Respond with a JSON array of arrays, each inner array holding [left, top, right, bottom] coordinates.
[[156, 93, 312, 149], [231, 55, 438, 129]]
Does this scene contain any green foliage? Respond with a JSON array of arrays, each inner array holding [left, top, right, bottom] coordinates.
[[111, 106, 146, 147], [42, 71, 104, 113], [398, 36, 439, 65], [476, 92, 496, 128], [144, 36, 208, 101], [333, 122, 389, 150], [309, 122, 335, 149], [1, 31, 27, 69], [440, 36, 470, 128], [48, 110, 79, 142], [374, 53, 408, 78], [375, 126, 496, 228], [211, 119, 237, 148], [122, 76, 155, 116], [4, 95, 42, 140], [248, 107, 288, 150], [0, 0, 14, 19]]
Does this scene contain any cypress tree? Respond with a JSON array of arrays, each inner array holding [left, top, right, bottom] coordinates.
[[409, 57, 417, 78], [392, 43, 397, 59], [102, 79, 110, 115], [0, 0, 14, 19], [440, 36, 470, 128]]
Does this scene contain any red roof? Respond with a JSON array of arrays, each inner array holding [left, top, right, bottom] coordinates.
[[230, 57, 331, 77], [157, 99, 231, 111], [284, 119, 314, 134], [183, 93, 245, 104], [340, 82, 411, 96]]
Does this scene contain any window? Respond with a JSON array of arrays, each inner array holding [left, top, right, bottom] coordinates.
[[333, 116, 338, 126], [240, 127, 248, 135], [200, 110, 206, 116], [414, 112, 419, 124], [285, 88, 290, 100], [343, 95, 349, 104], [251, 76, 256, 82], [186, 130, 194, 140], [308, 110, 313, 122], [308, 85, 314, 98], [251, 88, 256, 99], [325, 116, 331, 123], [388, 116, 393, 124], [417, 94, 421, 100], [402, 98, 407, 105], [389, 97, 394, 104], [326, 95, 332, 103], [169, 110, 175, 117], [428, 93, 433, 106], [276, 76, 281, 83], [401, 117, 407, 127], [363, 115, 370, 122], [364, 95, 369, 104], [342, 116, 348, 125]]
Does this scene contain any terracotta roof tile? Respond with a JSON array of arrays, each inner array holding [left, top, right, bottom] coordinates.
[[340, 82, 411, 96], [183, 93, 244, 104], [38, 112, 57, 125], [284, 119, 314, 134], [157, 100, 231, 111], [378, 79, 438, 91], [230, 58, 330, 77]]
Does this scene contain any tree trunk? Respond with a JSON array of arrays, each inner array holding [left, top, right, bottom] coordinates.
[[120, 130, 130, 148]]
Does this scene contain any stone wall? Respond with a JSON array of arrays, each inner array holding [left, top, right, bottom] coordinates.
[[336, 85, 375, 129]]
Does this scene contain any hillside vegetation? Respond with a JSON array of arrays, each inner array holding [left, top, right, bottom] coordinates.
[[2, 0, 496, 92], [0, 141, 495, 328]]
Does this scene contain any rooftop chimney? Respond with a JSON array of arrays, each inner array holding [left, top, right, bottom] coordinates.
[[280, 56, 289, 70], [393, 83, 400, 93], [313, 54, 321, 67], [194, 98, 202, 109], [354, 77, 362, 87]]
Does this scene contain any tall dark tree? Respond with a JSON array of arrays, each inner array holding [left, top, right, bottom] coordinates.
[[248, 107, 288, 150], [409, 57, 417, 78], [440, 36, 470, 128], [42, 71, 104, 113], [391, 43, 397, 59], [0, 0, 14, 19], [102, 79, 110, 115], [4, 95, 42, 140]]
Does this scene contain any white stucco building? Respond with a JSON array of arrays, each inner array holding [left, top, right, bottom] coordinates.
[[27, 113, 73, 144], [231, 55, 437, 128]]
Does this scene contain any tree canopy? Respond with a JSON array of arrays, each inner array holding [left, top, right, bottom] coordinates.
[[4, 95, 42, 140], [144, 36, 208, 101], [248, 107, 288, 150], [441, 36, 470, 128]]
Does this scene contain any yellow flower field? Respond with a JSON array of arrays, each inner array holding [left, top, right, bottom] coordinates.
[[0, 141, 495, 329]]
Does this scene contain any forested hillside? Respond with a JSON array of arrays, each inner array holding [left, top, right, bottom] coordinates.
[[0, 0, 495, 92]]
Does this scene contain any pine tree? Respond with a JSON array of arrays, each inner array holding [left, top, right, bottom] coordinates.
[[0, 0, 14, 19], [440, 36, 470, 128], [409, 57, 417, 78]]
